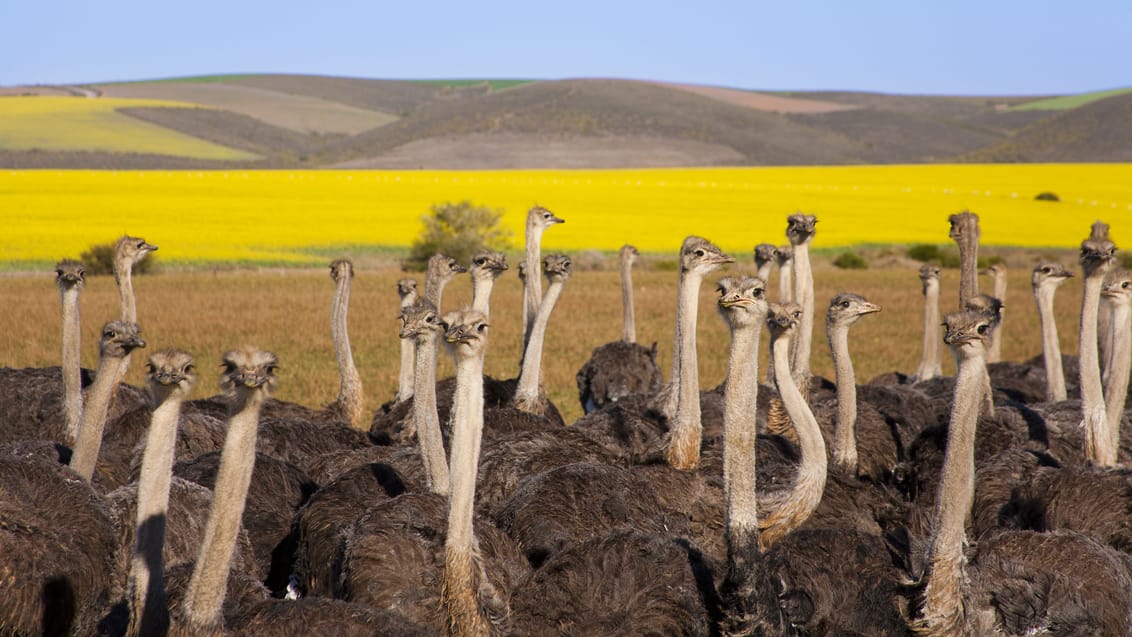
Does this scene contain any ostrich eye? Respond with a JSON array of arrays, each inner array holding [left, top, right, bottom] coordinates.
[[184, 364, 195, 374], [104, 330, 116, 339], [266, 365, 278, 374], [841, 301, 851, 308], [474, 258, 484, 266], [1123, 281, 1130, 289], [977, 324, 989, 335], [752, 288, 763, 298], [694, 249, 705, 257], [477, 323, 487, 332], [543, 213, 551, 219], [145, 363, 155, 374]]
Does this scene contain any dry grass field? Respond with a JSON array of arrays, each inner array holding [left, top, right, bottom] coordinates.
[[0, 258, 1085, 426]]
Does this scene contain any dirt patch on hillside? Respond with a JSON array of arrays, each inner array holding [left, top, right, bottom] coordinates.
[[331, 133, 747, 169], [661, 82, 859, 114]]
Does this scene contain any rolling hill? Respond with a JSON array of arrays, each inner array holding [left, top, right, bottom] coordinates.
[[0, 74, 1127, 168]]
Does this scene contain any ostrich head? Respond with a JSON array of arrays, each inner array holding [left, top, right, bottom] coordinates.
[[55, 259, 86, 291], [826, 293, 880, 329], [1080, 238, 1117, 278], [146, 349, 196, 405], [115, 235, 158, 268], [442, 308, 489, 360], [1101, 267, 1132, 305], [979, 263, 1006, 278], [543, 253, 572, 283], [526, 205, 565, 232], [918, 264, 942, 293], [716, 275, 768, 328], [428, 254, 467, 285], [620, 244, 640, 265], [947, 211, 980, 243], [767, 302, 803, 336], [398, 299, 445, 340], [1031, 262, 1073, 290], [943, 310, 993, 356], [785, 214, 818, 246], [98, 321, 147, 359], [679, 236, 733, 276], [753, 243, 778, 270], [1090, 220, 1111, 241], [397, 278, 418, 300], [219, 348, 278, 398], [964, 293, 1004, 326], [516, 261, 527, 284], [470, 251, 508, 281], [328, 258, 354, 283], [774, 244, 793, 268]]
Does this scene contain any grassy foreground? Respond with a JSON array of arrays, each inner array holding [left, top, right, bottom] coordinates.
[[0, 259, 1086, 426]]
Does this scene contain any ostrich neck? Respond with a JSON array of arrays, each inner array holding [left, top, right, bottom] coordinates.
[[1034, 285, 1067, 401], [61, 286, 83, 445], [448, 350, 486, 564], [70, 354, 128, 481], [760, 330, 827, 550], [957, 237, 979, 308], [790, 241, 813, 386], [778, 263, 793, 303], [1103, 300, 1130, 453], [1080, 273, 1114, 465], [523, 226, 545, 349], [397, 293, 418, 402], [1099, 296, 1115, 381], [331, 275, 364, 427], [414, 333, 449, 495], [755, 262, 772, 285], [471, 277, 495, 318], [665, 271, 705, 471], [828, 323, 858, 474], [424, 274, 447, 311], [129, 391, 186, 636], [183, 389, 266, 628], [514, 279, 564, 412], [917, 280, 942, 381], [621, 258, 637, 343], [723, 322, 761, 542], [116, 261, 137, 323], [918, 345, 982, 635]]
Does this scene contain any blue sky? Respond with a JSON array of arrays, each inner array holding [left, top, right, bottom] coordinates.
[[2, 0, 1129, 95]]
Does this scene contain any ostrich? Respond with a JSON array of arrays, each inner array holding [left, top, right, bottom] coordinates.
[[786, 214, 817, 391], [513, 254, 571, 415], [575, 245, 661, 414], [56, 259, 86, 445], [174, 348, 276, 636], [914, 264, 943, 382], [401, 298, 450, 494], [327, 259, 365, 429], [70, 321, 147, 482], [753, 243, 778, 284], [823, 293, 882, 476], [1078, 236, 1118, 466], [1032, 262, 1074, 402], [114, 234, 158, 324], [395, 277, 419, 404], [424, 253, 467, 312], [521, 206, 565, 355], [949, 211, 980, 308], [979, 263, 1007, 362], [1101, 267, 1131, 454], [126, 349, 195, 637], [964, 293, 1003, 416], [909, 310, 1132, 636], [469, 251, 508, 318]]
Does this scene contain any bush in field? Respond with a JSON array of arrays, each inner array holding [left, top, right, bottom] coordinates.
[[907, 244, 942, 263], [1035, 191, 1060, 202], [571, 250, 608, 271], [80, 240, 156, 276], [1121, 252, 1132, 270], [406, 201, 513, 271], [833, 251, 868, 270]]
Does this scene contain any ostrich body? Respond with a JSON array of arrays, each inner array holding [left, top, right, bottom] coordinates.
[[328, 259, 365, 428], [825, 293, 881, 475], [664, 236, 734, 470], [1078, 237, 1118, 466], [753, 243, 777, 284], [915, 264, 943, 382], [980, 263, 1007, 362], [424, 254, 467, 312], [1101, 267, 1131, 455], [513, 254, 571, 415], [441, 309, 510, 636], [787, 214, 817, 390], [395, 277, 419, 403], [127, 349, 195, 637], [1032, 262, 1073, 402], [401, 299, 450, 494], [70, 321, 147, 481], [470, 251, 508, 318], [521, 206, 565, 354], [619, 244, 639, 343], [176, 348, 276, 637], [56, 259, 86, 445], [949, 211, 980, 308]]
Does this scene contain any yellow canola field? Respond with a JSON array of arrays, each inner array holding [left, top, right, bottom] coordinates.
[[2, 165, 1130, 266], [0, 96, 258, 160]]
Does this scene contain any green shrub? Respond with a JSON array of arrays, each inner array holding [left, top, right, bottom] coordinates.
[[79, 241, 156, 276], [1035, 191, 1060, 202], [833, 251, 867, 270], [938, 250, 961, 269], [907, 244, 942, 262], [406, 201, 513, 271], [1120, 252, 1132, 270]]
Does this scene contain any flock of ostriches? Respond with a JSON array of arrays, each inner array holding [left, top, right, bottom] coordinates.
[[3, 207, 1132, 637]]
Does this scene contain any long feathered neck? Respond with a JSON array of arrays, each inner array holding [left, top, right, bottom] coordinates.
[[1103, 297, 1130, 454], [60, 284, 83, 445], [523, 225, 546, 352], [828, 320, 858, 474], [70, 351, 129, 481], [116, 257, 138, 324], [759, 329, 827, 550], [414, 331, 450, 495], [471, 275, 496, 318], [956, 235, 979, 310], [621, 256, 637, 343], [1100, 294, 1115, 382], [986, 274, 1006, 363], [916, 279, 942, 381], [1080, 268, 1114, 465], [128, 387, 187, 637], [665, 270, 706, 470], [789, 241, 813, 389], [331, 271, 364, 428], [514, 277, 565, 414], [181, 388, 267, 634], [397, 292, 418, 403], [1034, 282, 1067, 401], [913, 344, 982, 637], [778, 261, 793, 303]]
